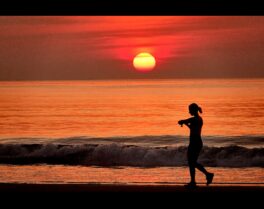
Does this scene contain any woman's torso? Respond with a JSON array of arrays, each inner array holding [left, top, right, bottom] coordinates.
[[189, 116, 203, 147]]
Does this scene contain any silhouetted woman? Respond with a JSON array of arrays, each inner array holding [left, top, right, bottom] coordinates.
[[178, 103, 214, 188]]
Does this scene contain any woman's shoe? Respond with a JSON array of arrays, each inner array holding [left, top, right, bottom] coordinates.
[[206, 173, 214, 186]]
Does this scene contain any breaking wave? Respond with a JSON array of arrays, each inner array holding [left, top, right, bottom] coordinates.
[[0, 143, 263, 167]]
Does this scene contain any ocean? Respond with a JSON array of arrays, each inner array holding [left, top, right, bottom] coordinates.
[[0, 79, 263, 185]]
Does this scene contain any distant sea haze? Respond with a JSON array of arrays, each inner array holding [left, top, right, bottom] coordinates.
[[0, 79, 263, 138]]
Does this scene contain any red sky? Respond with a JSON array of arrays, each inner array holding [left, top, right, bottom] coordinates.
[[0, 16, 264, 80]]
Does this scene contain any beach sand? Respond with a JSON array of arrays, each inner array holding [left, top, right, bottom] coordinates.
[[0, 183, 263, 192]]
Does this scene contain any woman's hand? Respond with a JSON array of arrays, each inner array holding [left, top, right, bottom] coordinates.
[[178, 120, 184, 127]]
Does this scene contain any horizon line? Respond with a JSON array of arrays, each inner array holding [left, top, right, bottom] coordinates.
[[0, 77, 263, 82]]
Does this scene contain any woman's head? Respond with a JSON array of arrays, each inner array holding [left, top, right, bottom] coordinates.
[[189, 103, 202, 116]]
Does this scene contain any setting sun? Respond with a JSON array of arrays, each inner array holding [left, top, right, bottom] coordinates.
[[133, 53, 156, 72]]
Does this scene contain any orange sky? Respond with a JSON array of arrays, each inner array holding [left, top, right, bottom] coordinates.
[[0, 16, 264, 80]]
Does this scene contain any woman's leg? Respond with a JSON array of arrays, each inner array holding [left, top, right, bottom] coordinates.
[[195, 163, 209, 175], [187, 147, 196, 183], [190, 145, 208, 175], [193, 147, 214, 185], [189, 164, 196, 183]]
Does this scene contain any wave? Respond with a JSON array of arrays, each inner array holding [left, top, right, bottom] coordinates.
[[0, 143, 263, 167]]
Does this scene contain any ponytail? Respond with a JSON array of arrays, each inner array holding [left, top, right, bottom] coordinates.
[[189, 103, 202, 114]]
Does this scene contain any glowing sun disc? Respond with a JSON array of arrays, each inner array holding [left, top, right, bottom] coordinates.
[[133, 52, 156, 71]]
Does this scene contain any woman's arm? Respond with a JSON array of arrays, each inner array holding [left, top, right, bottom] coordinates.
[[178, 118, 193, 128]]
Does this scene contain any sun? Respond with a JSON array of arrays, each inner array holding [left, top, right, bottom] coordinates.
[[133, 52, 156, 72]]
